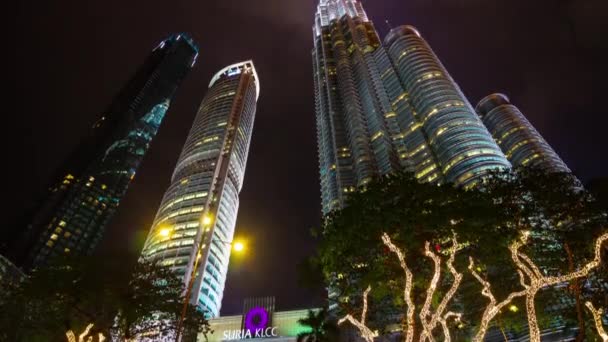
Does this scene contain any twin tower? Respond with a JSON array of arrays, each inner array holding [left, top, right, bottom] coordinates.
[[5, 0, 570, 320], [313, 0, 569, 214]]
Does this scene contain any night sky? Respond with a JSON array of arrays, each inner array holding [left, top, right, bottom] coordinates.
[[6, 0, 608, 315]]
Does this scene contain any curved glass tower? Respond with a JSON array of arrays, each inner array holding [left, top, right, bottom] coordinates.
[[313, 0, 412, 214], [313, 0, 510, 215], [140, 61, 259, 317], [476, 93, 570, 173], [5, 34, 198, 271], [384, 26, 510, 188]]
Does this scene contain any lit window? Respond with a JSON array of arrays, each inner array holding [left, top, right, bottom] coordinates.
[[46, 240, 54, 247], [59, 221, 66, 227], [64, 248, 70, 253], [50, 234, 59, 240]]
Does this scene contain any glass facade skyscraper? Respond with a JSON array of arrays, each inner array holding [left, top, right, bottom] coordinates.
[[313, 0, 510, 214], [140, 61, 259, 317], [5, 34, 198, 272], [476, 93, 570, 173]]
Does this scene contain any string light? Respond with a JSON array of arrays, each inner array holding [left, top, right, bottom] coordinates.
[[382, 233, 415, 342], [585, 301, 608, 341], [66, 331, 76, 342], [79, 324, 94, 342], [341, 231, 607, 342], [469, 257, 526, 342], [338, 286, 378, 342], [419, 241, 441, 341], [65, 323, 105, 342], [509, 232, 608, 342], [438, 312, 461, 342], [382, 233, 462, 342], [427, 235, 463, 342]]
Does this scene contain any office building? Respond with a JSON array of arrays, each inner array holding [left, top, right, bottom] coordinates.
[[476, 93, 570, 173], [6, 34, 198, 271], [140, 61, 259, 317], [312, 0, 510, 214]]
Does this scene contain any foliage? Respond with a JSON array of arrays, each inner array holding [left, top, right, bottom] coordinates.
[[296, 308, 338, 342], [312, 167, 608, 339], [338, 231, 608, 342], [0, 256, 211, 342]]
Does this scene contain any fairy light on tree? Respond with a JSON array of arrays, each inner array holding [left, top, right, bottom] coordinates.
[[337, 286, 378, 342], [585, 302, 608, 341], [339, 231, 608, 342], [342, 233, 463, 342], [468, 257, 526, 342], [508, 231, 608, 342], [65, 323, 105, 342], [381, 233, 415, 342]]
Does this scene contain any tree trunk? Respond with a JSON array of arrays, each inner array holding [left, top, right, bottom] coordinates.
[[564, 243, 586, 341]]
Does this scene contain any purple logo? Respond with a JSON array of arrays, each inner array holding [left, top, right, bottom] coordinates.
[[244, 307, 269, 332]]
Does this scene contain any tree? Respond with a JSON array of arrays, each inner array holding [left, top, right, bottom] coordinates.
[[0, 256, 211, 342], [313, 168, 608, 340], [296, 308, 338, 342], [338, 230, 608, 342]]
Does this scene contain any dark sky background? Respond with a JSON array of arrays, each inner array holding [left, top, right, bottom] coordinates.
[[6, 0, 608, 315]]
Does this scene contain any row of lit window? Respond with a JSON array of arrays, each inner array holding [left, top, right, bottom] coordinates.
[[443, 148, 504, 174], [157, 206, 204, 224], [161, 192, 208, 212], [505, 138, 539, 158]]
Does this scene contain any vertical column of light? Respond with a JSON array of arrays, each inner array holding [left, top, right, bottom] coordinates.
[[330, 19, 376, 187], [384, 26, 510, 187], [476, 93, 570, 173], [371, 48, 410, 169], [313, 41, 339, 215], [346, 16, 400, 176], [314, 24, 356, 213], [373, 47, 442, 182]]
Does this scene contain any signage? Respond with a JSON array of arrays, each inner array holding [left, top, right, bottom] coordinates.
[[222, 307, 279, 340]]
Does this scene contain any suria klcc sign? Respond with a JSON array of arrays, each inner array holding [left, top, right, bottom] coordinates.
[[223, 307, 279, 340]]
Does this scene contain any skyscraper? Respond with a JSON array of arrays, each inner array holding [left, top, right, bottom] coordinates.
[[5, 34, 198, 271], [140, 61, 259, 317], [313, 0, 510, 214], [476, 93, 570, 173]]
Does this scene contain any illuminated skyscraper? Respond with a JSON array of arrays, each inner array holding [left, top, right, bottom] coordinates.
[[383, 26, 510, 186], [476, 93, 570, 173], [313, 0, 509, 214], [140, 61, 259, 317], [5, 34, 198, 271]]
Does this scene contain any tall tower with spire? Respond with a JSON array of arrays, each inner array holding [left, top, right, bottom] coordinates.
[[312, 0, 510, 214], [5, 34, 198, 271]]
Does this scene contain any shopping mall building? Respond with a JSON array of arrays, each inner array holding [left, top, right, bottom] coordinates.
[[198, 297, 319, 342]]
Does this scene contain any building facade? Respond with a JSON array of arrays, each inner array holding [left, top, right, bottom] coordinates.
[[312, 0, 510, 214], [198, 297, 317, 342], [140, 61, 259, 317], [476, 93, 570, 173], [5, 34, 198, 271]]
